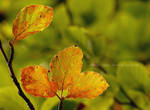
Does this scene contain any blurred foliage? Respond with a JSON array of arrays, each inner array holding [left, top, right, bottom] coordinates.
[[0, 0, 150, 110]]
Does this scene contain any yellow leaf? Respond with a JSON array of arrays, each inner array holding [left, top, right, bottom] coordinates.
[[21, 65, 57, 97], [50, 45, 83, 90], [12, 5, 53, 41], [67, 71, 109, 99]]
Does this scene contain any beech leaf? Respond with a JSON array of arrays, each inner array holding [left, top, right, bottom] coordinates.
[[12, 5, 53, 41], [50, 45, 83, 90], [67, 71, 109, 99], [21, 65, 57, 97]]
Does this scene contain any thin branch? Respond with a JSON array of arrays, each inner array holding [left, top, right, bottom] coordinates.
[[55, 93, 61, 100], [93, 63, 107, 73], [0, 40, 8, 62], [8, 42, 14, 65], [0, 40, 35, 110], [114, 97, 130, 105], [58, 98, 64, 110]]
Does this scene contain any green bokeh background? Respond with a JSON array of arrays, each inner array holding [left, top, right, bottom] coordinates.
[[0, 0, 150, 110]]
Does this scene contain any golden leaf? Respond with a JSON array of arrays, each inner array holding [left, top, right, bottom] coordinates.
[[21, 65, 57, 97], [12, 5, 53, 41], [67, 71, 109, 99], [50, 45, 83, 90]]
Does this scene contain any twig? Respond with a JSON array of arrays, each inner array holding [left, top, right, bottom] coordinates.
[[58, 98, 64, 110], [0, 41, 8, 62], [55, 93, 61, 100], [0, 40, 35, 110], [93, 63, 107, 73], [114, 97, 130, 105]]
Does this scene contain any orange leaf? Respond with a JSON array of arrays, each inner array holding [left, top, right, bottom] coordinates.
[[21, 65, 57, 97], [67, 71, 109, 99], [50, 45, 83, 90], [12, 5, 53, 41]]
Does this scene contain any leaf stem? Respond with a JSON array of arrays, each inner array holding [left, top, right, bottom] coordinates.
[[0, 40, 35, 110]]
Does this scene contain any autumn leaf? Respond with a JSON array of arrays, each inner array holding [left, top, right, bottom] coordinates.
[[67, 71, 109, 99], [21, 46, 109, 99], [21, 65, 57, 97], [50, 45, 83, 90], [12, 5, 53, 41]]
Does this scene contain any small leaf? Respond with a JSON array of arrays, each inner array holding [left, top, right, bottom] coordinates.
[[12, 5, 53, 41], [50, 45, 83, 90], [21, 65, 57, 97], [67, 71, 109, 99]]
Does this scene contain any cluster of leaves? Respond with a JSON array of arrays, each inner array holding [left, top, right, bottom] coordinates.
[[0, 0, 150, 110]]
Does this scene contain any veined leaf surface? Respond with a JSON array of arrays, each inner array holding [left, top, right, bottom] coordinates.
[[13, 5, 53, 41], [21, 65, 57, 97], [50, 46, 83, 90], [67, 71, 109, 99]]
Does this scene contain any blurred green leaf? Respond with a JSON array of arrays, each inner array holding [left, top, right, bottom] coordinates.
[[126, 89, 150, 110], [115, 90, 130, 104], [0, 87, 37, 110], [117, 61, 150, 92], [41, 97, 59, 110], [82, 93, 114, 110], [0, 53, 12, 87], [122, 1, 150, 18], [53, 4, 70, 32], [64, 26, 92, 55]]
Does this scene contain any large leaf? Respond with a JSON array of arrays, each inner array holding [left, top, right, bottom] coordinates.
[[21, 65, 57, 97], [50, 45, 83, 90], [67, 71, 109, 99], [117, 61, 150, 92], [12, 5, 53, 41], [123, 88, 150, 110]]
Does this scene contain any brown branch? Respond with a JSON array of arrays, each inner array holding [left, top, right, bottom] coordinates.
[[55, 93, 61, 100], [0, 41, 8, 62], [58, 98, 64, 110], [93, 63, 107, 73], [0, 40, 35, 110]]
